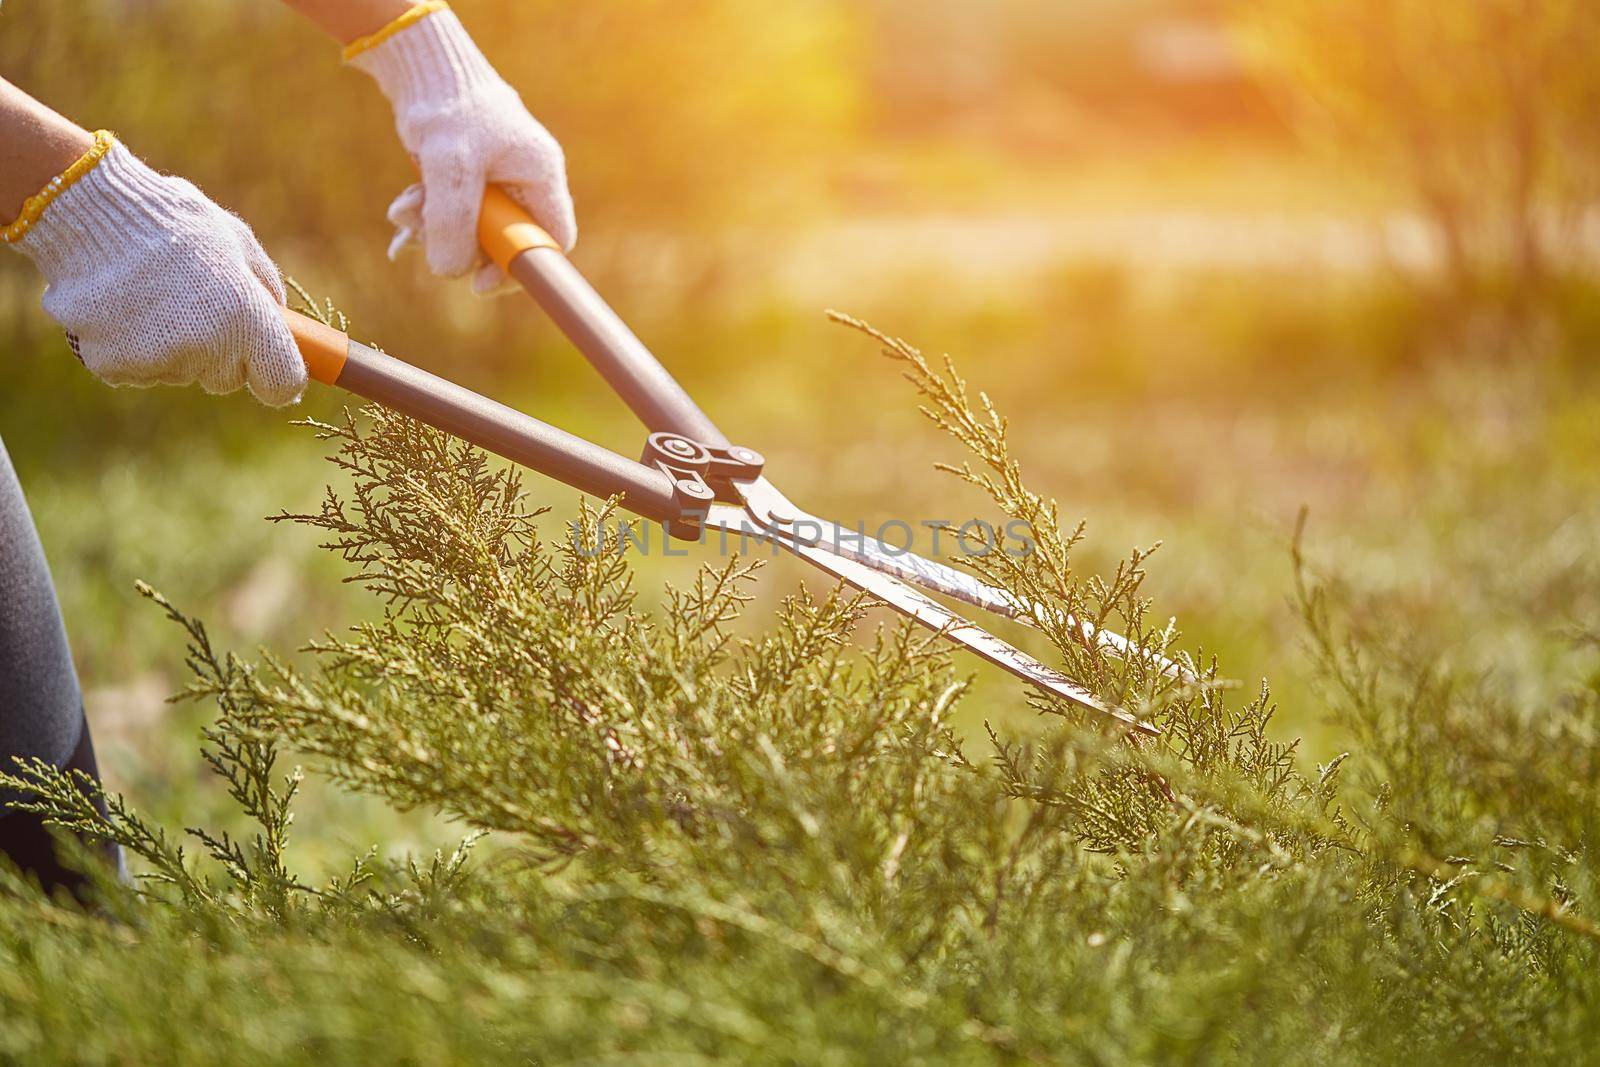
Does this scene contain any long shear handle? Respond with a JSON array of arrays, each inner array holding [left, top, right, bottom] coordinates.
[[477, 187, 729, 449], [280, 185, 743, 525], [290, 187, 726, 449], [284, 312, 685, 525]]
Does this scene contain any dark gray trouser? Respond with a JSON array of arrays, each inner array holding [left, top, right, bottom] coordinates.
[[0, 435, 112, 894]]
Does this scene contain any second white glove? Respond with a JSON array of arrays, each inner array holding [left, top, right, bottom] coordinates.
[[348, 3, 578, 294]]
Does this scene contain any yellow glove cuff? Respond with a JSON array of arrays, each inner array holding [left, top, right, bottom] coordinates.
[[341, 1, 451, 63], [2, 130, 118, 245]]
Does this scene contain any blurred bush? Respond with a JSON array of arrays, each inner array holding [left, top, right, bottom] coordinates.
[[869, 0, 1272, 143], [1237, 0, 1600, 303]]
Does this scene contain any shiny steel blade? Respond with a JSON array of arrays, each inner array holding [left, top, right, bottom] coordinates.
[[697, 496, 1157, 735], [779, 512, 1193, 682], [780, 536, 1158, 735]]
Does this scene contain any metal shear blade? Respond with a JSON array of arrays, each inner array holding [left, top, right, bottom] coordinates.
[[700, 481, 1160, 736], [777, 512, 1193, 683]]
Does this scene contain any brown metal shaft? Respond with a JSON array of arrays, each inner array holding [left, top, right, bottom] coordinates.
[[334, 340, 684, 524], [506, 248, 730, 449]]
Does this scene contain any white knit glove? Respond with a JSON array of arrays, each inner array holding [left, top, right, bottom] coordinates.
[[11, 142, 305, 406], [349, 5, 577, 294]]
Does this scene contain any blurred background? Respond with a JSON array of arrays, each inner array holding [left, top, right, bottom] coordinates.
[[2, 0, 1598, 867]]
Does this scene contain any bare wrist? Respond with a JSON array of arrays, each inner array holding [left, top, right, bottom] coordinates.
[[0, 80, 95, 223], [281, 0, 417, 46]]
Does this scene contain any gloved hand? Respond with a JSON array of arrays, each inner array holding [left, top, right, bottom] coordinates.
[[7, 135, 305, 406], [347, 2, 577, 294]]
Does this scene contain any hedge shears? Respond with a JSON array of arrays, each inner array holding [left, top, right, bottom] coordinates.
[[282, 190, 1184, 734]]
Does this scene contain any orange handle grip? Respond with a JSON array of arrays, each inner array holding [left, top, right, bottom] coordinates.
[[284, 309, 350, 385], [477, 185, 562, 272], [285, 187, 550, 389]]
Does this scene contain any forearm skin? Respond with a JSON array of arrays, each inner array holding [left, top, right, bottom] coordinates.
[[0, 79, 93, 222], [279, 0, 416, 44]]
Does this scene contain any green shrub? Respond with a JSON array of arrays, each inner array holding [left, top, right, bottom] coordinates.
[[2, 322, 1597, 1064]]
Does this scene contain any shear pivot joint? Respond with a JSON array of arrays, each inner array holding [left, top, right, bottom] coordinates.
[[642, 432, 765, 516]]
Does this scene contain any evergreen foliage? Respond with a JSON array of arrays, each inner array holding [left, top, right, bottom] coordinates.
[[1, 321, 1596, 1064]]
